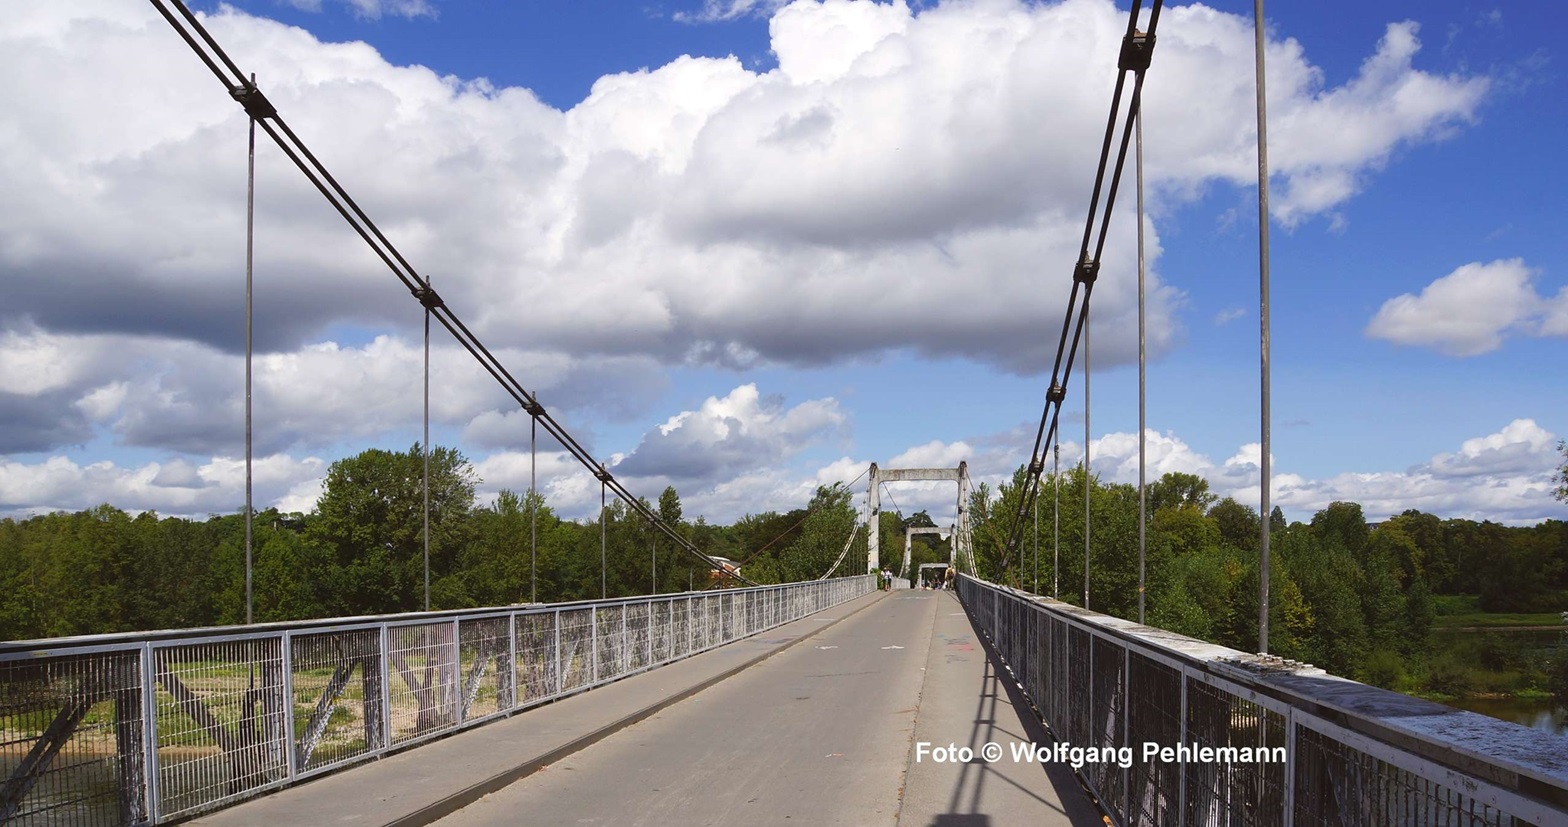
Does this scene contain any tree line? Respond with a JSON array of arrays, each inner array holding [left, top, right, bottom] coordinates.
[[967, 463, 1568, 698], [0, 444, 874, 640], [3, 442, 1565, 702]]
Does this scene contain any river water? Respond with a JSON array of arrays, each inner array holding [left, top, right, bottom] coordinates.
[[1435, 628, 1567, 736], [1444, 695, 1567, 736]]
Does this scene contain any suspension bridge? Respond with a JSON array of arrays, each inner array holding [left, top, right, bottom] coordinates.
[[3, 1, 1567, 825]]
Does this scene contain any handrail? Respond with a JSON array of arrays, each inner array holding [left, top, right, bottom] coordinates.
[[0, 575, 876, 824], [956, 574, 1568, 826]]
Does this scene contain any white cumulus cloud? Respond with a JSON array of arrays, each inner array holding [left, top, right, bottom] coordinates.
[[1366, 259, 1566, 356]]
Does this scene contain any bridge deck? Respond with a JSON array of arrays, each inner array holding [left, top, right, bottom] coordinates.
[[192, 591, 1101, 827]]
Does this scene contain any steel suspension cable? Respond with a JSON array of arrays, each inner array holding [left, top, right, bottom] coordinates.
[[147, 0, 756, 586], [529, 414, 537, 603], [737, 464, 870, 571], [1136, 106, 1148, 624], [243, 71, 256, 626], [1053, 444, 1060, 599], [1084, 298, 1091, 610], [1255, 0, 1274, 653], [996, 1, 1164, 578], [423, 273, 432, 613]]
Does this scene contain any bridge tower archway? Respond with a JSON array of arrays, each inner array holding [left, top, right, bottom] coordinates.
[[866, 462, 972, 575], [901, 525, 950, 580]]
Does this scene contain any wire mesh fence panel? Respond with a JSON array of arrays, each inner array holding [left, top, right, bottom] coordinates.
[[513, 612, 556, 705], [457, 618, 509, 722], [721, 594, 737, 643], [688, 597, 706, 652], [152, 637, 286, 820], [1182, 677, 1286, 827], [704, 596, 723, 650], [1125, 652, 1181, 827], [1050, 617, 1068, 730], [0, 649, 146, 827], [1293, 726, 1519, 827], [648, 601, 669, 665], [595, 606, 625, 683], [557, 609, 593, 693], [1031, 609, 1050, 716], [288, 628, 382, 775], [625, 604, 650, 673], [385, 623, 458, 746], [669, 599, 690, 661], [1089, 635, 1127, 816], [0, 577, 880, 826], [952, 576, 1567, 827], [1014, 599, 1034, 701], [1068, 626, 1092, 749]]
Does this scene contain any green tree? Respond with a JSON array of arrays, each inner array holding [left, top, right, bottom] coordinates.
[[779, 484, 858, 582], [1147, 472, 1217, 515], [1310, 501, 1369, 556], [308, 443, 478, 615], [658, 486, 684, 528], [1280, 528, 1367, 675], [1208, 497, 1260, 552], [1152, 505, 1219, 558], [1360, 545, 1408, 654], [1555, 440, 1567, 502]]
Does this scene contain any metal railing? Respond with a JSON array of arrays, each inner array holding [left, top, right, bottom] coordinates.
[[957, 574, 1568, 827], [0, 575, 874, 825]]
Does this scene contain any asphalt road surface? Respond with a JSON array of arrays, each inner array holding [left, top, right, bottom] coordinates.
[[433, 590, 1103, 827]]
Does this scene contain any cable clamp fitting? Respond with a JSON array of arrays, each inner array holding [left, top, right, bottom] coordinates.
[[1046, 383, 1066, 404], [1028, 458, 1044, 476], [594, 466, 613, 484], [1073, 256, 1099, 286], [523, 398, 544, 417], [413, 283, 445, 310], [230, 83, 277, 120], [1118, 30, 1155, 73]]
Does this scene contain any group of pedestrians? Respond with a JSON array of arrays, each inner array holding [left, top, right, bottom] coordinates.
[[878, 566, 956, 591]]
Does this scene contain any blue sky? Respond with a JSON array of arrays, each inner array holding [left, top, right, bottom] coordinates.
[[0, 0, 1563, 527]]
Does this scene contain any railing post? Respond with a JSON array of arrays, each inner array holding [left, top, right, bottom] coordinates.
[[1123, 645, 1131, 823], [451, 617, 462, 725], [553, 609, 563, 696], [282, 631, 298, 781], [590, 606, 599, 685], [379, 623, 392, 751], [506, 612, 518, 710], [140, 642, 162, 823], [1177, 668, 1188, 827], [620, 603, 629, 675], [1282, 711, 1296, 827]]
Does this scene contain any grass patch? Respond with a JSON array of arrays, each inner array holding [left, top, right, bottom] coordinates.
[[1433, 594, 1482, 616], [1433, 612, 1567, 628]]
